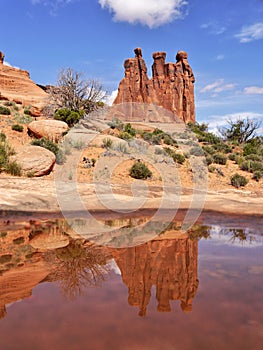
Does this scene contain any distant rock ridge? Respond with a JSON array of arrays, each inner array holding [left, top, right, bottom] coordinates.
[[114, 48, 195, 123], [0, 50, 47, 110]]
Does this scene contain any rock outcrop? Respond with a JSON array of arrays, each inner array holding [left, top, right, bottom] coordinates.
[[114, 48, 195, 123], [10, 145, 56, 176], [111, 236, 199, 316], [0, 51, 48, 110], [28, 120, 68, 142]]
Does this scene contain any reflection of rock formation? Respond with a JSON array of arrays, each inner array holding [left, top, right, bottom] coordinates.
[[111, 237, 198, 316]]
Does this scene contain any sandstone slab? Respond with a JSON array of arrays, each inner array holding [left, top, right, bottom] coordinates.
[[10, 145, 55, 176], [28, 119, 68, 142]]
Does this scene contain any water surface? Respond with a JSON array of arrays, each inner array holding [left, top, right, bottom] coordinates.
[[0, 216, 262, 350]]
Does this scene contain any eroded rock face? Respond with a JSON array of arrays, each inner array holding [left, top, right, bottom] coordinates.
[[114, 48, 195, 123], [111, 237, 199, 316], [28, 120, 68, 142], [0, 50, 47, 110], [0, 51, 4, 64], [10, 145, 56, 177]]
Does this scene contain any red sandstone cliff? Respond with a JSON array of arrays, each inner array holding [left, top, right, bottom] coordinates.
[[114, 48, 195, 123], [0, 51, 48, 110]]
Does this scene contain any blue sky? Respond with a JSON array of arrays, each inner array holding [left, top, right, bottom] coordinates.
[[1, 0, 263, 131]]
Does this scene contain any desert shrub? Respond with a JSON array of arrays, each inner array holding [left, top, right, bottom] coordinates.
[[189, 146, 204, 157], [0, 132, 6, 142], [0, 145, 7, 168], [115, 142, 129, 154], [102, 137, 113, 149], [54, 108, 84, 127], [164, 147, 185, 164], [124, 123, 136, 136], [55, 149, 66, 165], [230, 173, 248, 188], [213, 153, 227, 165], [228, 153, 238, 161], [205, 154, 214, 165], [212, 142, 232, 154], [155, 146, 165, 155], [24, 106, 31, 115], [12, 124, 24, 132], [202, 145, 215, 155], [14, 113, 33, 124], [3, 101, 14, 107], [108, 118, 124, 130], [31, 138, 59, 155], [245, 154, 262, 162], [163, 133, 177, 146], [5, 161, 22, 176], [239, 160, 263, 173], [129, 161, 152, 179], [208, 165, 216, 173], [0, 106, 11, 115], [172, 153, 185, 164], [119, 131, 132, 140], [252, 171, 263, 182]]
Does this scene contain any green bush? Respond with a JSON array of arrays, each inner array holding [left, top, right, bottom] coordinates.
[[230, 173, 248, 188], [0, 105, 11, 115], [205, 154, 214, 165], [213, 153, 227, 165], [245, 154, 262, 162], [31, 138, 59, 155], [239, 160, 263, 173], [0, 132, 6, 142], [172, 153, 185, 164], [189, 146, 204, 157], [129, 161, 152, 180], [124, 123, 136, 136], [228, 153, 238, 161], [102, 137, 113, 149], [252, 171, 262, 182], [5, 161, 22, 176], [202, 145, 215, 155], [119, 131, 132, 140], [108, 118, 124, 130], [208, 165, 216, 173], [12, 124, 24, 132], [54, 108, 84, 127], [212, 142, 232, 154]]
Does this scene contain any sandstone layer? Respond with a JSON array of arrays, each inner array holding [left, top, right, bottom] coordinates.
[[0, 51, 48, 110], [114, 48, 195, 123]]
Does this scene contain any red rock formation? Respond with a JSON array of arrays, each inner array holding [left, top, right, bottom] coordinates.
[[111, 237, 199, 316], [0, 50, 48, 110], [114, 48, 195, 123]]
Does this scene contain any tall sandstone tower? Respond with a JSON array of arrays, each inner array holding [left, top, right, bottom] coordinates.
[[114, 48, 195, 123]]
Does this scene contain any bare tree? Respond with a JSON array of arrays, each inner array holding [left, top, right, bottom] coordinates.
[[47, 68, 107, 115], [219, 117, 261, 144]]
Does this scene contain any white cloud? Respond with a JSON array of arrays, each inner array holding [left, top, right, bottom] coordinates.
[[3, 61, 21, 70], [200, 112, 263, 135], [200, 79, 236, 94], [98, 0, 188, 28], [31, 0, 74, 14], [235, 22, 263, 43], [106, 89, 118, 105], [244, 86, 263, 95], [200, 22, 226, 35]]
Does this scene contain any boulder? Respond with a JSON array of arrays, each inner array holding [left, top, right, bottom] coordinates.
[[28, 120, 68, 142], [10, 145, 56, 177]]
